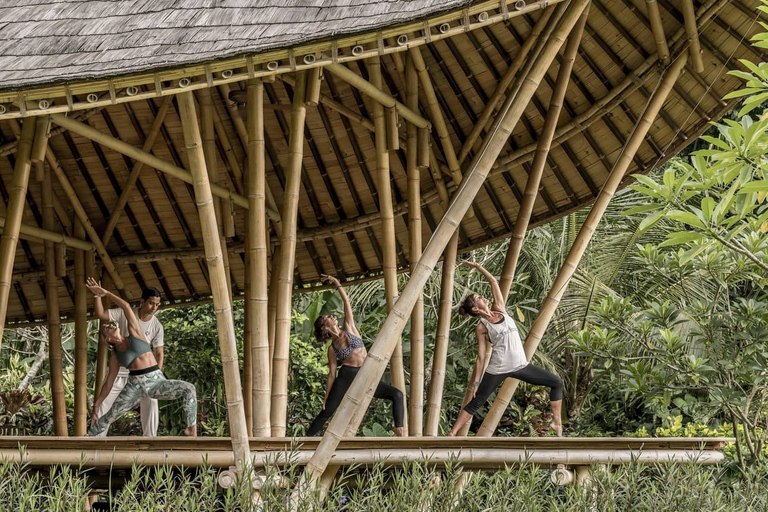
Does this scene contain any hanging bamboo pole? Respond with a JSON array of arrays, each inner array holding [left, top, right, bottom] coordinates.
[[42, 166, 67, 436], [30, 116, 50, 180], [478, 52, 690, 441], [645, 0, 670, 65], [73, 218, 88, 436], [102, 96, 173, 246], [681, 0, 705, 73], [499, 8, 588, 299], [44, 148, 125, 289], [406, 56, 425, 437], [55, 243, 67, 277], [295, 0, 592, 499], [457, 4, 558, 164], [306, 67, 322, 107], [367, 56, 408, 432], [0, 117, 35, 346], [271, 71, 308, 437], [247, 78, 272, 437], [177, 90, 250, 471]]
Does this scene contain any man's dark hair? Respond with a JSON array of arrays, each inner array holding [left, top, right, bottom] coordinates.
[[142, 287, 162, 301]]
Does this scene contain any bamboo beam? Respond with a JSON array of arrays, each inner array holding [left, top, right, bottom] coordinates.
[[406, 57, 425, 437], [101, 96, 173, 246], [0, 118, 35, 345], [271, 72, 308, 437], [457, 4, 557, 164], [73, 218, 88, 436], [44, 148, 125, 289], [247, 79, 271, 437], [367, 56, 408, 432], [681, 0, 705, 73], [325, 63, 431, 130], [295, 0, 592, 498], [499, 9, 588, 299], [177, 90, 250, 471], [48, 114, 278, 218], [0, 217, 93, 251], [43, 167, 67, 436], [478, 53, 689, 441], [645, 0, 670, 64], [280, 75, 375, 131]]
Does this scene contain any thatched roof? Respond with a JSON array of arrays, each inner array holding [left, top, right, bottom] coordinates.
[[0, 0, 765, 324]]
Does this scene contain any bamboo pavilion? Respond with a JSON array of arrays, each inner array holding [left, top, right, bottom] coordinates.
[[0, 0, 763, 496]]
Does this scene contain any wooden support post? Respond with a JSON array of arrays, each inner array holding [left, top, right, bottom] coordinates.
[[177, 91, 250, 472], [681, 0, 705, 73], [645, 0, 670, 65], [499, 8, 588, 299], [367, 56, 408, 432], [477, 53, 690, 442], [406, 56, 425, 437], [271, 71, 308, 437], [44, 148, 125, 289], [102, 96, 173, 246], [294, 0, 592, 499], [247, 79, 271, 437], [0, 118, 35, 346], [43, 167, 67, 436], [73, 218, 88, 436]]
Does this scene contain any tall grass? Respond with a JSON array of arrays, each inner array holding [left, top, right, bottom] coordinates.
[[0, 457, 766, 511]]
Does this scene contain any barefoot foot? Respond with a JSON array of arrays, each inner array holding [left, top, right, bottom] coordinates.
[[184, 425, 197, 437], [394, 427, 405, 437], [550, 422, 563, 437]]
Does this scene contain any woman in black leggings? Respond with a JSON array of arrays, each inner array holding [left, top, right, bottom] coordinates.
[[306, 274, 405, 436], [448, 261, 563, 436]]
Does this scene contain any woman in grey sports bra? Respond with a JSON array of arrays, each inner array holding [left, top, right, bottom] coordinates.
[[85, 278, 197, 437], [306, 274, 405, 436], [448, 261, 564, 437]]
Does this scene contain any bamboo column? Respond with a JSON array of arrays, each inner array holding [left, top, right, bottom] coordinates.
[[295, 0, 592, 499], [681, 0, 705, 73], [367, 56, 408, 431], [477, 52, 690, 439], [177, 91, 250, 470], [645, 0, 670, 65], [74, 218, 88, 436], [498, 8, 588, 299], [42, 167, 67, 436], [271, 71, 308, 437], [0, 118, 34, 346], [93, 275, 112, 400], [406, 57, 425, 436], [247, 78, 271, 437]]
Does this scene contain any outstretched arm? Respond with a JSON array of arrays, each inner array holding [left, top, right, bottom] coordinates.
[[322, 274, 359, 336], [461, 261, 505, 313], [86, 278, 143, 340]]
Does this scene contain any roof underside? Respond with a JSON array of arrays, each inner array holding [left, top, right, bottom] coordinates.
[[0, 0, 764, 324]]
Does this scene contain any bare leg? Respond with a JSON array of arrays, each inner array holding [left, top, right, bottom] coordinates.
[[550, 399, 563, 437], [448, 410, 473, 436]]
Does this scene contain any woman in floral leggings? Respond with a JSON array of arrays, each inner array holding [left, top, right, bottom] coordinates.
[[86, 278, 197, 437]]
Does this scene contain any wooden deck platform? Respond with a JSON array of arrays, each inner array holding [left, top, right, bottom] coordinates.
[[0, 437, 732, 470]]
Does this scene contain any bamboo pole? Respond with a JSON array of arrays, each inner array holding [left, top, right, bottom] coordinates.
[[367, 56, 408, 432], [48, 114, 278, 218], [247, 79, 272, 437], [55, 243, 67, 277], [0, 117, 35, 346], [43, 167, 67, 436], [406, 57, 425, 437], [44, 148, 125, 289], [681, 0, 705, 73], [0, 218, 94, 251], [271, 71, 308, 437], [457, 4, 557, 164], [325, 63, 431, 129], [30, 116, 50, 180], [306, 67, 322, 107], [477, 53, 690, 441], [295, 0, 592, 498], [73, 218, 88, 436], [498, 8, 587, 299], [93, 274, 112, 401], [177, 90, 250, 471], [281, 75, 375, 131], [645, 0, 670, 65], [101, 96, 173, 246]]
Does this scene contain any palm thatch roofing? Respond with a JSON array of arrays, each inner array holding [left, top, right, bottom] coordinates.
[[0, 0, 764, 324]]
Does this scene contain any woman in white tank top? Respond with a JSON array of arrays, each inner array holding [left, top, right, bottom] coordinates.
[[448, 261, 563, 437]]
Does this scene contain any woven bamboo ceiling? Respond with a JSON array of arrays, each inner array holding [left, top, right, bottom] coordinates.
[[0, 0, 764, 324]]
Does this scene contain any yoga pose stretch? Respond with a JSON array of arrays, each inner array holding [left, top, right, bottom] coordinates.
[[448, 261, 563, 437], [307, 274, 405, 437], [86, 278, 197, 437]]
